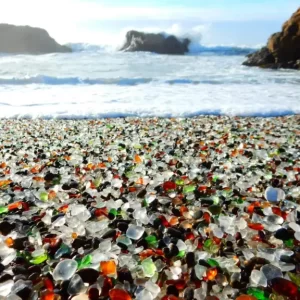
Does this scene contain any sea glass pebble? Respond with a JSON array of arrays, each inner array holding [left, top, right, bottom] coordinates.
[[261, 264, 283, 280], [0, 116, 298, 300], [265, 187, 285, 202], [126, 224, 145, 240], [53, 259, 78, 281], [67, 274, 85, 295]]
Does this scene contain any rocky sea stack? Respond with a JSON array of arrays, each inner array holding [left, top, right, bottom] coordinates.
[[0, 24, 71, 54], [243, 8, 300, 69], [120, 30, 190, 55]]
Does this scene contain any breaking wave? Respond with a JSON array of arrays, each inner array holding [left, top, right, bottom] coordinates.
[[0, 75, 299, 86], [66, 42, 257, 56]]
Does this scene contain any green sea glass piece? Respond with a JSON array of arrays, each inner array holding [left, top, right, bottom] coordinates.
[[109, 208, 118, 216], [93, 177, 102, 187], [39, 191, 48, 202], [30, 254, 48, 265], [183, 185, 196, 194], [177, 250, 185, 258], [0, 207, 8, 214], [78, 254, 92, 269], [213, 176, 219, 182], [284, 239, 294, 247], [207, 258, 219, 267], [175, 178, 185, 186], [145, 235, 157, 247], [141, 258, 157, 277], [247, 287, 269, 300], [133, 144, 142, 149], [204, 239, 213, 249]]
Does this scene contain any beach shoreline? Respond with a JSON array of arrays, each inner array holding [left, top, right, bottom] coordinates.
[[0, 115, 299, 299]]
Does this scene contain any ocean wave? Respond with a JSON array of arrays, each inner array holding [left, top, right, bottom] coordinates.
[[188, 44, 257, 55], [0, 43, 257, 57], [0, 76, 152, 86], [66, 43, 107, 52], [0, 108, 298, 119], [67, 42, 257, 56], [0, 75, 299, 86]]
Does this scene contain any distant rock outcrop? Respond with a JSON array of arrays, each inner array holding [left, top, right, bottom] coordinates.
[[0, 24, 71, 54], [243, 8, 300, 69], [120, 30, 190, 55]]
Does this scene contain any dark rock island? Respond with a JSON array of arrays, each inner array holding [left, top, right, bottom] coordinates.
[[120, 30, 190, 55], [0, 24, 71, 54], [243, 8, 300, 69]]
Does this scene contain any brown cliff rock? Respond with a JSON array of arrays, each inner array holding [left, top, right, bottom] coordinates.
[[120, 30, 190, 55], [243, 8, 300, 69], [0, 24, 71, 54]]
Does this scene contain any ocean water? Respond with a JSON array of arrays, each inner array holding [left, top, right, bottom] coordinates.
[[0, 45, 299, 119]]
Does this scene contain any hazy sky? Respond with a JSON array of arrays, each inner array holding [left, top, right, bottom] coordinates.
[[0, 0, 298, 46]]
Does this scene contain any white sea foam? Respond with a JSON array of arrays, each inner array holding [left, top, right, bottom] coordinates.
[[67, 42, 257, 56], [0, 51, 299, 119], [0, 82, 299, 119], [1, 75, 299, 86], [66, 23, 259, 55]]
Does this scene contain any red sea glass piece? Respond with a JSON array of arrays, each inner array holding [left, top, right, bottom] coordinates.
[[163, 181, 176, 191], [213, 237, 222, 245], [198, 186, 207, 192], [166, 279, 186, 290], [248, 223, 264, 230], [206, 267, 218, 281], [109, 289, 132, 300], [13, 186, 23, 191], [195, 237, 203, 249], [272, 206, 288, 219], [7, 201, 23, 210], [94, 207, 108, 217], [159, 215, 170, 227], [21, 202, 29, 211], [203, 212, 211, 223], [180, 206, 189, 216], [40, 291, 54, 300], [185, 232, 195, 240], [101, 277, 113, 297], [43, 277, 54, 291], [270, 277, 300, 299], [58, 204, 69, 213], [236, 295, 257, 300]]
